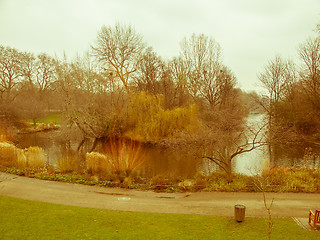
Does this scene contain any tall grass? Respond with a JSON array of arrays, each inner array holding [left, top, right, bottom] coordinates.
[[86, 152, 109, 175], [0, 142, 16, 167], [0, 143, 45, 170], [27, 147, 45, 169], [57, 154, 81, 173], [15, 146, 45, 169], [16, 149, 27, 168]]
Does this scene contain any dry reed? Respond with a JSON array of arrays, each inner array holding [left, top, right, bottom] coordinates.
[[0, 142, 16, 167], [57, 154, 80, 173], [86, 152, 109, 175]]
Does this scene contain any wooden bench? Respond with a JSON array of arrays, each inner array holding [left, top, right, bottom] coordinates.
[[309, 210, 320, 230]]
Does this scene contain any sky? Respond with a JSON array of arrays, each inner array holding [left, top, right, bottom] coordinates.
[[0, 0, 319, 92]]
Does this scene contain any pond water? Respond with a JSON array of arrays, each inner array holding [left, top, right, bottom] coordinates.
[[15, 114, 319, 177]]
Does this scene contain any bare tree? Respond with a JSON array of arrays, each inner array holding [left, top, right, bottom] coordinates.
[[169, 56, 190, 106], [0, 46, 24, 103], [34, 53, 57, 93], [180, 33, 230, 107], [20, 51, 36, 87], [299, 37, 320, 112], [92, 23, 146, 92], [259, 56, 296, 104], [198, 120, 267, 182], [134, 47, 163, 94], [258, 56, 297, 166], [54, 53, 128, 152]]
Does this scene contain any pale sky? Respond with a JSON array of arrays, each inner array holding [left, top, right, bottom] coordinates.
[[0, 0, 319, 91]]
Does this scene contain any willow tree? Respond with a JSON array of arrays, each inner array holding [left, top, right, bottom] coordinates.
[[126, 92, 199, 142], [92, 23, 146, 92]]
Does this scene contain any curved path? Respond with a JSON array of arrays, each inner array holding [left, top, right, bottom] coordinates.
[[0, 172, 319, 218]]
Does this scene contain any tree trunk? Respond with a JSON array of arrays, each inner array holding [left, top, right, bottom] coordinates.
[[226, 161, 233, 183]]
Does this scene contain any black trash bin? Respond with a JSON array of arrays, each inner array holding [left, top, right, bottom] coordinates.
[[234, 204, 246, 222]]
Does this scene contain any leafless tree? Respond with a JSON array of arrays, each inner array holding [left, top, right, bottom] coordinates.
[[0, 46, 24, 103], [258, 56, 297, 165], [180, 33, 233, 107], [259, 56, 296, 104], [54, 53, 128, 152], [169, 56, 190, 106], [198, 119, 267, 182], [134, 47, 163, 94], [34, 53, 57, 93], [92, 23, 146, 92], [299, 37, 320, 112]]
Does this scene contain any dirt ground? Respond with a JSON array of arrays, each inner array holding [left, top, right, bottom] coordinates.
[[0, 172, 319, 219]]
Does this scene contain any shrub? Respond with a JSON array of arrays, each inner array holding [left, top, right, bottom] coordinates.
[[0, 142, 16, 167], [14, 146, 45, 170], [16, 149, 27, 168], [26, 147, 46, 169], [85, 152, 109, 175], [57, 154, 82, 173]]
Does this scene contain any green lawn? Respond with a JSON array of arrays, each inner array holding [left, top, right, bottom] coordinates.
[[0, 195, 317, 240], [37, 112, 62, 124]]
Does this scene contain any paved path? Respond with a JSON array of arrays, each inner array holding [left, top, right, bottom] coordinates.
[[0, 172, 319, 218]]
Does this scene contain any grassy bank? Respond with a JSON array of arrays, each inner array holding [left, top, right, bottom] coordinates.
[[0, 195, 317, 240]]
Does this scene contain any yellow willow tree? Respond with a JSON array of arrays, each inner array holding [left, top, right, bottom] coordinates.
[[126, 92, 199, 142]]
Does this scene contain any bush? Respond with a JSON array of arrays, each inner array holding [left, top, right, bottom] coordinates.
[[86, 152, 109, 176], [16, 149, 27, 168], [0, 142, 16, 167], [57, 154, 82, 173], [13, 146, 45, 170], [26, 147, 45, 169]]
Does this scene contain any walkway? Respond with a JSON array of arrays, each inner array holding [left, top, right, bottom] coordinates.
[[0, 172, 319, 221]]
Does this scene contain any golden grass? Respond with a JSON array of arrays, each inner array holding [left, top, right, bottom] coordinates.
[[0, 142, 16, 167], [16, 149, 27, 168], [86, 152, 109, 175], [26, 146, 45, 169], [57, 154, 80, 173], [14, 146, 45, 169]]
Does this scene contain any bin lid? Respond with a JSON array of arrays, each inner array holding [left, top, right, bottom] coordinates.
[[235, 205, 245, 208]]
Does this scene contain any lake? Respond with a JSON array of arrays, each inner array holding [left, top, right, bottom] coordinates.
[[15, 114, 319, 177]]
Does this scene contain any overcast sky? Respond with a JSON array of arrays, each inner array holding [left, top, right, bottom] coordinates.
[[0, 0, 319, 92]]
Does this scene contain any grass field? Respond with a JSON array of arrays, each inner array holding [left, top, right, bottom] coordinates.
[[37, 112, 62, 124], [0, 195, 318, 240]]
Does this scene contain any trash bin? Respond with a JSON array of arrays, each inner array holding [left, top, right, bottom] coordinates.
[[234, 204, 246, 222]]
